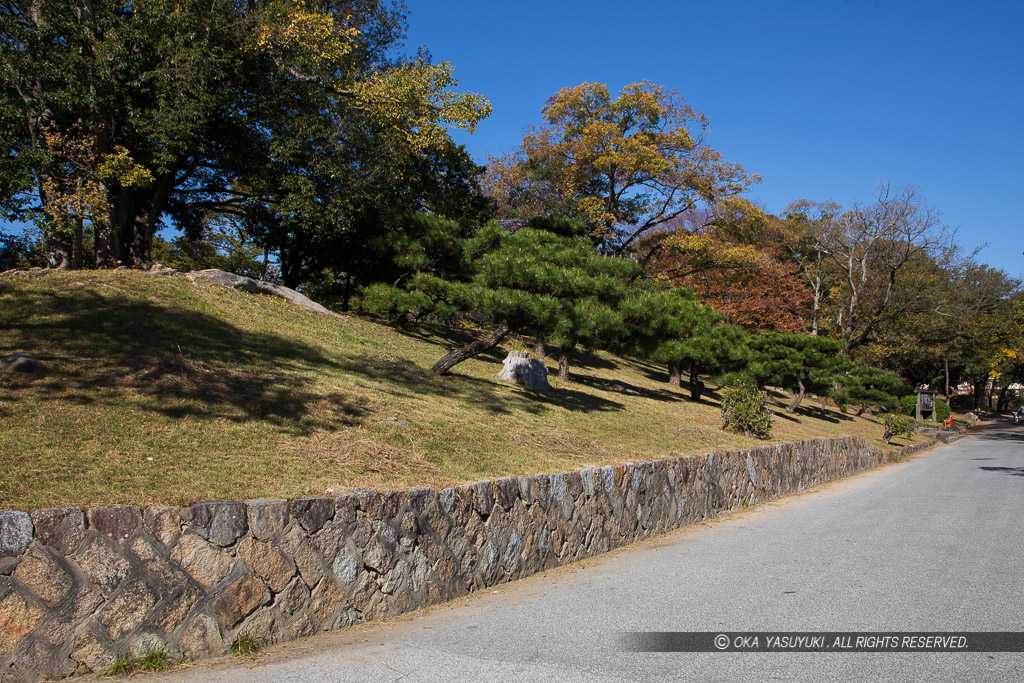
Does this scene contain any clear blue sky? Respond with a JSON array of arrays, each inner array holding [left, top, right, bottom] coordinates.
[[405, 0, 1024, 277]]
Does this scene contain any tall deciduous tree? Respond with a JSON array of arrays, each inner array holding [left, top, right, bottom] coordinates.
[[0, 0, 490, 270], [780, 199, 842, 336], [813, 183, 957, 350], [484, 81, 758, 253]]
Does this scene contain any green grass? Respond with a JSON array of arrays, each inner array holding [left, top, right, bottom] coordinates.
[[101, 648, 170, 677], [0, 270, 910, 511], [231, 633, 268, 656]]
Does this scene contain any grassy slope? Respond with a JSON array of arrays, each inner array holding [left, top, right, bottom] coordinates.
[[0, 270, 911, 511]]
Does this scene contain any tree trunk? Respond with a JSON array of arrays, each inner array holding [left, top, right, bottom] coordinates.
[[533, 336, 546, 359], [431, 324, 511, 376], [282, 265, 302, 291], [45, 228, 73, 269], [787, 379, 806, 413], [95, 225, 119, 267], [997, 384, 1009, 413], [130, 177, 173, 268], [668, 361, 681, 388], [973, 378, 985, 410], [102, 174, 175, 268], [109, 186, 138, 267], [341, 274, 352, 313], [557, 346, 573, 382], [688, 362, 704, 401]]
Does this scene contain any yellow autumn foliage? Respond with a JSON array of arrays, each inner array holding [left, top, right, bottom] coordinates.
[[355, 62, 492, 149], [248, 0, 359, 68], [97, 146, 155, 189], [244, 1, 490, 152], [658, 232, 774, 273]]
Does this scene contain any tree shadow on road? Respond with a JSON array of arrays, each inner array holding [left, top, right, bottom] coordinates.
[[972, 430, 1024, 443], [978, 466, 1024, 477]]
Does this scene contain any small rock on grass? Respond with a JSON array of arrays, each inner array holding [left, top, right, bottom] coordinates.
[[1, 352, 41, 373]]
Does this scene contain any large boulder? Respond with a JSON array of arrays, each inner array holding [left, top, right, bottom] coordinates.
[[189, 269, 339, 318], [496, 351, 550, 391]]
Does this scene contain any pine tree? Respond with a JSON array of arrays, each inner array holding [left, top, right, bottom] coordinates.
[[620, 284, 749, 401], [834, 364, 910, 414], [363, 220, 641, 377], [746, 332, 846, 412]]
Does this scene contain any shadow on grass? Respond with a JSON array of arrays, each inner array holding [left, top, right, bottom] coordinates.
[[3, 287, 633, 432], [336, 354, 624, 415], [789, 405, 854, 423], [563, 374, 681, 404], [1, 288, 362, 434], [773, 410, 801, 423]]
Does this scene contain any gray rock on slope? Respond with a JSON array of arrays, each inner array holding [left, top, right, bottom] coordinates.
[[189, 269, 340, 318], [496, 351, 550, 391]]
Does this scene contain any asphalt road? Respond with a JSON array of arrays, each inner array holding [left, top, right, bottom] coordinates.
[[148, 425, 1024, 682]]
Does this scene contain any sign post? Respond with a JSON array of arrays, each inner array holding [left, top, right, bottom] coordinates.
[[916, 391, 937, 423]]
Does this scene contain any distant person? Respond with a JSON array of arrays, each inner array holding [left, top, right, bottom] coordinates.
[[1016, 406, 1024, 424]]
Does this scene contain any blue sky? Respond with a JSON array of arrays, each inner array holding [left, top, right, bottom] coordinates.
[[405, 0, 1023, 276]]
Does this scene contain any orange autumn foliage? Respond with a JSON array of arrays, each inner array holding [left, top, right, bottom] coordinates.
[[641, 207, 812, 333]]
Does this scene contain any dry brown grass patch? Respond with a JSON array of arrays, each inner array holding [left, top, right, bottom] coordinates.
[[304, 429, 443, 481], [509, 429, 610, 460]]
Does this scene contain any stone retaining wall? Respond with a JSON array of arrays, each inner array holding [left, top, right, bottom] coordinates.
[[1, 435, 916, 680]]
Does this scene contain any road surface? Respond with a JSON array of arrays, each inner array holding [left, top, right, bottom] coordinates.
[[146, 425, 1024, 682]]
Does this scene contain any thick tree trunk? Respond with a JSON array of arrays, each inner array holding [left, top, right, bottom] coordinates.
[[431, 324, 511, 376], [667, 361, 681, 388], [557, 346, 573, 382], [688, 362, 704, 401], [787, 379, 806, 413], [131, 176, 172, 267], [282, 266, 302, 291], [45, 228, 73, 269], [280, 244, 304, 290], [101, 174, 175, 268], [95, 226, 119, 267], [109, 187, 138, 267], [129, 221, 154, 267]]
